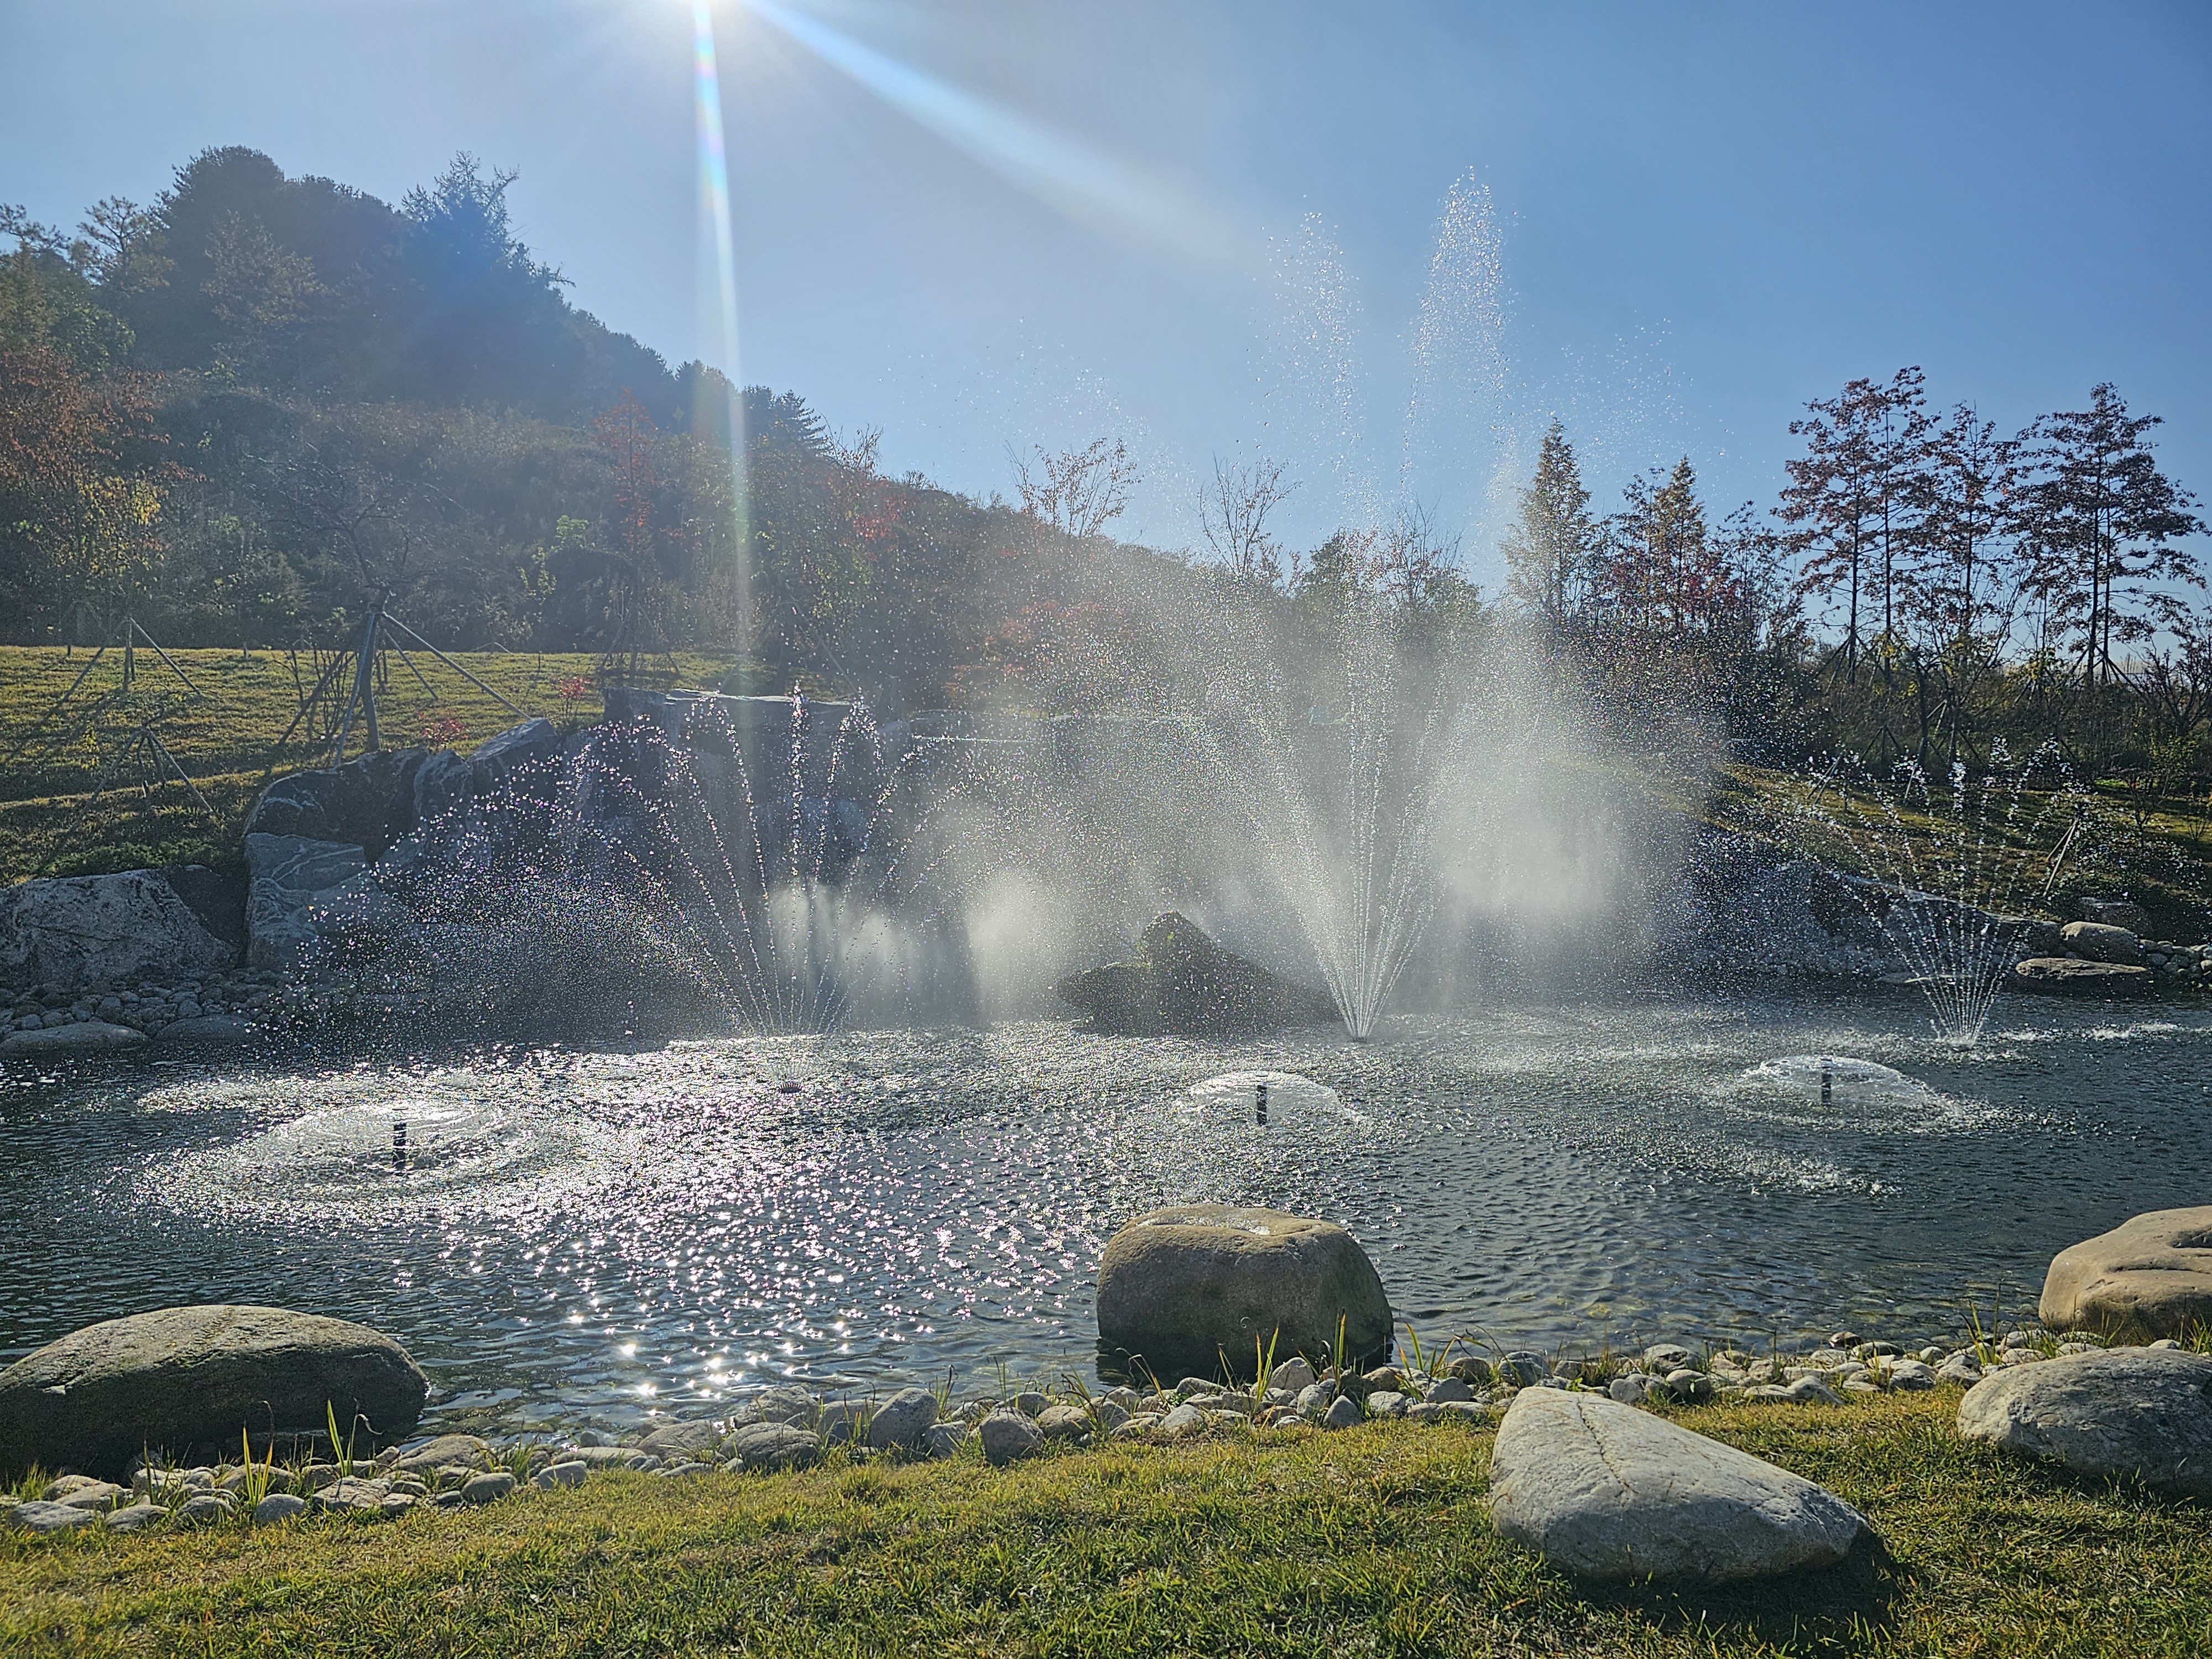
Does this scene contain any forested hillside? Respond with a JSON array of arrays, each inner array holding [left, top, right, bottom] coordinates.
[[0, 147, 1225, 713]]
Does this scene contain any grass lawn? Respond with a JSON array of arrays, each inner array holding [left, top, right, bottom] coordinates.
[[4, 1394, 2207, 1658], [0, 646, 743, 883]]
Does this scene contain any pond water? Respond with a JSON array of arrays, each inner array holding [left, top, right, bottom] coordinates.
[[4, 990, 2208, 1434]]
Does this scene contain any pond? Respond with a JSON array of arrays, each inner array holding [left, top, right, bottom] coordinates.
[[4, 989, 2206, 1434]]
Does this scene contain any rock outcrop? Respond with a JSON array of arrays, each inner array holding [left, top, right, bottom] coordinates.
[[1489, 1386, 1870, 1582], [1095, 1204, 1391, 1383], [2041, 1207, 2212, 1339], [0, 1305, 428, 1479], [2058, 921, 2143, 966], [0, 869, 238, 990], [244, 834, 399, 970], [1956, 1347, 2212, 1494], [1053, 913, 1338, 1036]]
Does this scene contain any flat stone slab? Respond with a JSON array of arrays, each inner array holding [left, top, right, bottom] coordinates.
[[1489, 1387, 1870, 1583], [1957, 1347, 2212, 1494], [2007, 957, 2152, 995], [2041, 1206, 2212, 1339], [1, 1020, 148, 1056]]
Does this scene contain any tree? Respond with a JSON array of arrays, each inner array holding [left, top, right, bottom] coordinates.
[[1198, 456, 1298, 588], [1781, 368, 1928, 678], [1600, 457, 1713, 638], [1501, 419, 1597, 627], [1008, 437, 1138, 540], [2015, 383, 2204, 688]]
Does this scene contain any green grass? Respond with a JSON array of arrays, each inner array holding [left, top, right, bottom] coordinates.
[[6, 1395, 2210, 1657], [0, 645, 744, 883]]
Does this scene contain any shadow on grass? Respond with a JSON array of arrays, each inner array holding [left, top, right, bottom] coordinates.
[[1574, 1531, 1903, 1655]]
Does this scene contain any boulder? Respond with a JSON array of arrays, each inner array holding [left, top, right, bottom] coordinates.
[[1054, 913, 1339, 1036], [640, 1420, 726, 1458], [2058, 921, 2143, 966], [1956, 1347, 2212, 1494], [469, 719, 564, 790], [244, 834, 400, 970], [2041, 1207, 2212, 1340], [865, 1387, 940, 1451], [1489, 1387, 1870, 1583], [244, 749, 430, 861], [155, 1015, 256, 1046], [1, 1020, 147, 1056], [979, 1410, 1043, 1465], [0, 1304, 429, 1479], [2078, 898, 2151, 935], [390, 1433, 493, 1475], [726, 1422, 820, 1472], [0, 869, 238, 990], [2007, 958, 2153, 995], [1095, 1204, 1392, 1383]]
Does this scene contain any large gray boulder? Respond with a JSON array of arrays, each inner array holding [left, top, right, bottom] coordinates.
[[2042, 1206, 2212, 1339], [244, 749, 430, 861], [469, 719, 563, 788], [1054, 913, 1339, 1036], [1095, 1205, 1391, 1383], [2059, 921, 2143, 966], [244, 834, 398, 969], [1488, 1387, 1870, 1583], [0, 869, 238, 990], [0, 1304, 428, 1479], [1957, 1347, 2212, 1493]]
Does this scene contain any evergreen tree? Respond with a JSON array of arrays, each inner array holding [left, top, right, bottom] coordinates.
[[1501, 420, 1594, 627]]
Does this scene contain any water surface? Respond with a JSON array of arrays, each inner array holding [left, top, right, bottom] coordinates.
[[4, 990, 2205, 1432]]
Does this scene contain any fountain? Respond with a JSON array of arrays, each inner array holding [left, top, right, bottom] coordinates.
[[1773, 742, 2093, 1045]]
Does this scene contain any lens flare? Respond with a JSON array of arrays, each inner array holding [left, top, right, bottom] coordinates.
[[740, 0, 1244, 273], [695, 0, 750, 629]]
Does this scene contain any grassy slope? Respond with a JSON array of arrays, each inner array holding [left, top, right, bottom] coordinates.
[[0, 646, 740, 883], [5, 1396, 2209, 1658]]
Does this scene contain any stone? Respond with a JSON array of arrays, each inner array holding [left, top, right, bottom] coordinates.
[[1665, 1369, 1715, 1403], [1488, 1387, 1870, 1583], [979, 1410, 1044, 1465], [750, 1385, 818, 1426], [1609, 1376, 1649, 1404], [1323, 1396, 1363, 1430], [391, 1433, 494, 1475], [1095, 1204, 1392, 1384], [1495, 1357, 1547, 1388], [1269, 1357, 1317, 1394], [1036, 1404, 1091, 1441], [104, 1501, 165, 1532], [1447, 1355, 1494, 1384], [2007, 957, 2152, 995], [1957, 1347, 2212, 1494], [314, 1477, 390, 1514], [1936, 1352, 1983, 1385], [1884, 1360, 1937, 1391], [658, 1462, 712, 1479], [2059, 920, 2143, 964], [245, 750, 430, 859], [1014, 1390, 1052, 1417], [244, 834, 399, 971], [727, 1422, 821, 1472], [1425, 1377, 1474, 1404], [0, 869, 239, 990], [1052, 912, 1339, 1036], [11, 1500, 101, 1535], [1156, 1402, 1207, 1436], [0, 1304, 429, 1480], [174, 1493, 233, 1526], [925, 1423, 969, 1459], [2041, 1206, 2212, 1340], [534, 1461, 589, 1490], [51, 1479, 124, 1511], [253, 1493, 308, 1525], [818, 1401, 867, 1444], [2077, 898, 2152, 935], [1644, 1343, 1694, 1374], [469, 719, 564, 788], [1747, 1375, 1845, 1406], [640, 1420, 726, 1459], [1, 1019, 147, 1055], [1366, 1391, 1411, 1418], [865, 1388, 940, 1451], [459, 1472, 515, 1505], [1294, 1382, 1335, 1418]]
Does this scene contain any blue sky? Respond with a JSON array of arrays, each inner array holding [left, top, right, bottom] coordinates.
[[4, 0, 2207, 587]]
